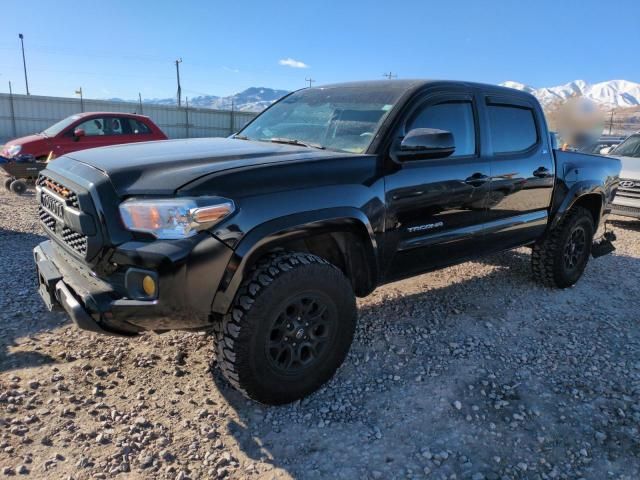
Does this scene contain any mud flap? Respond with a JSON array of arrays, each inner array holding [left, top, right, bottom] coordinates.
[[591, 231, 616, 258]]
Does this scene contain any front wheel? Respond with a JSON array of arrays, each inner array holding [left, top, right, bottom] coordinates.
[[3, 177, 14, 191], [214, 252, 357, 405], [10, 179, 27, 195], [532, 206, 595, 288]]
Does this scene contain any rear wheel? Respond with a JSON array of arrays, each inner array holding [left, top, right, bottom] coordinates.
[[9, 179, 27, 195], [3, 177, 13, 191], [214, 251, 357, 405], [532, 206, 594, 288]]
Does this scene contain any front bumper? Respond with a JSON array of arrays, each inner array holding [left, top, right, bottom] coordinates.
[[34, 235, 233, 336]]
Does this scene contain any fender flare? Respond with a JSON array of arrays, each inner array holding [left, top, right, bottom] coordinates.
[[211, 207, 379, 314], [550, 180, 606, 231]]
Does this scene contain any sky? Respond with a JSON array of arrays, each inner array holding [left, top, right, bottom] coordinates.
[[1, 0, 639, 100]]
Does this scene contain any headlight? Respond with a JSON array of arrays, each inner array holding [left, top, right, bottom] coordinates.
[[119, 197, 235, 239], [6, 145, 22, 158]]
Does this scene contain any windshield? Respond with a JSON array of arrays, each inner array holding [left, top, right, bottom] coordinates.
[[612, 135, 640, 158], [42, 115, 81, 137], [238, 85, 407, 153]]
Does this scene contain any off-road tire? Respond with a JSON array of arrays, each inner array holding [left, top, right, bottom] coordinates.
[[9, 179, 27, 195], [213, 251, 357, 405], [532, 206, 594, 288], [3, 177, 13, 191]]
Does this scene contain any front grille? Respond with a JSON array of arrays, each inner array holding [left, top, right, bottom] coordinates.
[[612, 204, 640, 217], [38, 206, 56, 230], [617, 179, 640, 199], [37, 174, 93, 258], [37, 175, 79, 209], [61, 227, 88, 255]]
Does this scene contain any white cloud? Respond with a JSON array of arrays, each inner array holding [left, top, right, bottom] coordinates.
[[278, 58, 309, 69]]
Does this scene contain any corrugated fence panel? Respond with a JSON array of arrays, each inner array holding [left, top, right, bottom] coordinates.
[[0, 93, 258, 144]]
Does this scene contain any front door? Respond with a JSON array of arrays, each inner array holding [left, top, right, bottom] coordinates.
[[383, 92, 491, 281], [55, 116, 120, 156]]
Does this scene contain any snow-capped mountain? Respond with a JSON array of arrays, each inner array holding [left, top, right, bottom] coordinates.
[[127, 87, 290, 112], [500, 80, 640, 108], [205, 87, 289, 111]]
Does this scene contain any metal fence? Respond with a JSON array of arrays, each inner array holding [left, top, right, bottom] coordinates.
[[0, 93, 257, 143]]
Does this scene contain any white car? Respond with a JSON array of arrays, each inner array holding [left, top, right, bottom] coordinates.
[[611, 133, 640, 218]]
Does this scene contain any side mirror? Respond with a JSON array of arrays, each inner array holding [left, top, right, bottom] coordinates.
[[397, 128, 455, 161], [73, 128, 85, 139], [599, 146, 613, 155]]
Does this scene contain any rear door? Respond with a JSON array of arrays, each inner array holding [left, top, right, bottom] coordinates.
[[480, 94, 555, 248], [122, 117, 158, 143], [383, 90, 491, 280]]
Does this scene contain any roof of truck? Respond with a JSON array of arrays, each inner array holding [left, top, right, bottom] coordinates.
[[315, 79, 535, 99]]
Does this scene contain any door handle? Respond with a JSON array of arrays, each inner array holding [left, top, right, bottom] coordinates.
[[533, 167, 550, 178], [464, 173, 489, 187]]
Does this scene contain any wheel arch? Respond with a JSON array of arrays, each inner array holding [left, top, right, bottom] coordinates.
[[550, 181, 605, 231], [211, 208, 379, 314]]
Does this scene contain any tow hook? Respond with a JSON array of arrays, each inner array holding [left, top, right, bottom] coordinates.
[[591, 231, 616, 258]]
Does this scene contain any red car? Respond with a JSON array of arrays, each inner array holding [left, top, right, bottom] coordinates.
[[2, 112, 167, 160]]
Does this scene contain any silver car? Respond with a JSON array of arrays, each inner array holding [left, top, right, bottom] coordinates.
[[611, 133, 640, 218]]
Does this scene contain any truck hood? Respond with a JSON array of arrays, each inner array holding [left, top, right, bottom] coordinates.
[[614, 155, 640, 180], [64, 137, 344, 196]]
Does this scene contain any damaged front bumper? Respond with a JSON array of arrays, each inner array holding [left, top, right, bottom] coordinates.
[[34, 234, 233, 336]]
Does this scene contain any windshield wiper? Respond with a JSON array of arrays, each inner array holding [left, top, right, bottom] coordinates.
[[232, 134, 249, 140], [268, 137, 326, 150]]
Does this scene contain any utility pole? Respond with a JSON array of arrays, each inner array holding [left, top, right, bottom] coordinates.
[[185, 96, 189, 138], [230, 99, 235, 136], [383, 72, 397, 80], [9, 81, 17, 137], [18, 33, 30, 95], [175, 58, 183, 107], [608, 110, 614, 135], [138, 92, 143, 114], [75, 87, 84, 112], [305, 77, 315, 88]]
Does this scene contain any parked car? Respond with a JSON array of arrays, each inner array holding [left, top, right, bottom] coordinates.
[[33, 80, 620, 404], [1, 112, 167, 160], [610, 133, 640, 218], [579, 136, 626, 155]]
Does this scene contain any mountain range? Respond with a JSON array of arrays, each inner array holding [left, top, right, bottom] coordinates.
[[110, 80, 640, 113], [500, 80, 640, 108], [113, 87, 290, 112]]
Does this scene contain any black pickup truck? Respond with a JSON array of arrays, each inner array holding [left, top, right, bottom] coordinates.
[[33, 80, 620, 404]]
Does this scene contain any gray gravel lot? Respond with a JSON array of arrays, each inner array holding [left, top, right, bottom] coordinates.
[[1, 186, 640, 480]]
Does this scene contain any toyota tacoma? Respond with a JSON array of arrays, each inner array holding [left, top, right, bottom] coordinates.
[[33, 80, 620, 404]]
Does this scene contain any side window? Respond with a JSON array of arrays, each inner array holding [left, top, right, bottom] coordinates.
[[112, 118, 124, 135], [487, 104, 538, 153], [75, 118, 107, 136], [407, 101, 476, 157], [127, 118, 153, 134]]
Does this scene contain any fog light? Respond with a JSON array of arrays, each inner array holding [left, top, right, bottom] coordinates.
[[124, 268, 158, 300], [142, 275, 156, 296]]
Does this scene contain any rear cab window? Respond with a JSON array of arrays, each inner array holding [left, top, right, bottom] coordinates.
[[486, 100, 539, 154]]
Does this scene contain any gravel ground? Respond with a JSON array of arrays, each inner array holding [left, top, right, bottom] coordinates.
[[1, 186, 640, 480]]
